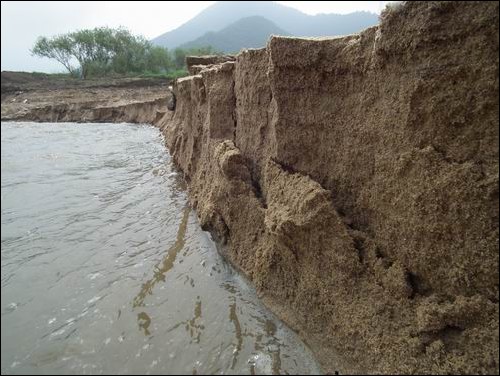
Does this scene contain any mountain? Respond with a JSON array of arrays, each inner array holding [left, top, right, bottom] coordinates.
[[152, 1, 379, 49], [179, 16, 290, 53]]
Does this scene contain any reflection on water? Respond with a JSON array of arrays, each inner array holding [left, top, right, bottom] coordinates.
[[133, 206, 191, 309], [1, 122, 321, 375], [229, 300, 243, 370], [137, 312, 152, 336]]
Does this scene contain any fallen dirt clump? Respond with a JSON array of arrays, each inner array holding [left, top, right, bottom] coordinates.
[[1, 72, 171, 123], [158, 1, 499, 374], [185, 55, 236, 75]]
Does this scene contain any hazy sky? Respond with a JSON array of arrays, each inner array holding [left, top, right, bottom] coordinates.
[[1, 1, 387, 73]]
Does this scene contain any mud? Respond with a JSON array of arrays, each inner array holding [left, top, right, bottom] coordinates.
[[158, 2, 499, 374]]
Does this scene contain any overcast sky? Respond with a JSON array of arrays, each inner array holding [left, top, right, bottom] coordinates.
[[1, 1, 387, 73]]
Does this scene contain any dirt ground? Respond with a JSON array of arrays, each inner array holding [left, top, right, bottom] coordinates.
[[1, 72, 170, 122]]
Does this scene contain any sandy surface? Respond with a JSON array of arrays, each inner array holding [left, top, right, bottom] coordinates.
[[158, 2, 499, 374]]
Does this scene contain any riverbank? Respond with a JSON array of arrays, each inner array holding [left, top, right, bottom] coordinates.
[[1, 1, 498, 374], [156, 2, 499, 374], [1, 72, 171, 123]]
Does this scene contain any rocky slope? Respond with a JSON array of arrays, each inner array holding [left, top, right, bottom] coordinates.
[[157, 1, 499, 374]]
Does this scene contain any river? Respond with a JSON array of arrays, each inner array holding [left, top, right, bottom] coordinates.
[[0, 122, 320, 375]]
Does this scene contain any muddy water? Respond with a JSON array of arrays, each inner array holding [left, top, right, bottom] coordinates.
[[0, 122, 321, 375]]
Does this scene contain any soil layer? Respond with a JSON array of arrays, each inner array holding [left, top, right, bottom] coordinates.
[[158, 2, 499, 374]]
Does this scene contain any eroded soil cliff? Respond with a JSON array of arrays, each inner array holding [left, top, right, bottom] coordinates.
[[158, 1, 499, 374], [1, 73, 170, 123]]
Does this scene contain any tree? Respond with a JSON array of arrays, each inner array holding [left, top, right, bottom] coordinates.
[[32, 26, 220, 79], [145, 46, 172, 73], [173, 48, 187, 70], [31, 27, 164, 79], [31, 35, 77, 76]]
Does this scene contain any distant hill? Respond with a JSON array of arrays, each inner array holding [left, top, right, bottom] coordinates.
[[152, 1, 379, 49], [179, 16, 289, 53]]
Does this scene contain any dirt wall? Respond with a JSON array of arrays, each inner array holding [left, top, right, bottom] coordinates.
[[1, 73, 170, 124], [159, 2, 499, 374]]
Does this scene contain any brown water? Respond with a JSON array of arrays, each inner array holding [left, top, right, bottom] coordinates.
[[0, 122, 321, 375]]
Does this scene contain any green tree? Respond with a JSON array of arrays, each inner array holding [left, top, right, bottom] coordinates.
[[32, 27, 169, 79], [173, 48, 187, 70], [110, 29, 149, 74], [145, 46, 172, 73], [32, 27, 219, 79], [31, 35, 76, 76]]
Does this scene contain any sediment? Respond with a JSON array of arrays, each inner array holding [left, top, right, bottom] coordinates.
[[1, 74, 170, 124], [1, 2, 498, 374], [157, 1, 499, 374]]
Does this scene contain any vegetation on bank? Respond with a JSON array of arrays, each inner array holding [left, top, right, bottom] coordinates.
[[31, 27, 220, 79]]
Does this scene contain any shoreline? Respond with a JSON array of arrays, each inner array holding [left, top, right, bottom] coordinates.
[[1, 73, 172, 124], [1, 1, 498, 374]]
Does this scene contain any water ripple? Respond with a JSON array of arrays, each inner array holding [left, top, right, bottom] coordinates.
[[1, 122, 321, 375]]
